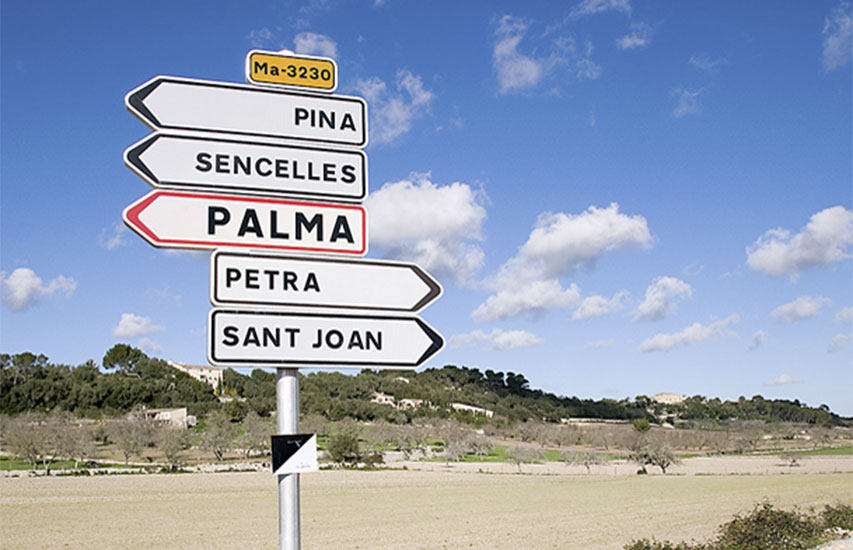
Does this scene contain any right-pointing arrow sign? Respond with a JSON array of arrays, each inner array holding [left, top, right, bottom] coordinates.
[[211, 252, 442, 312], [208, 309, 444, 369]]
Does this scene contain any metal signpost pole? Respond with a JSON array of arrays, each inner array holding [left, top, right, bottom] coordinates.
[[276, 368, 300, 550]]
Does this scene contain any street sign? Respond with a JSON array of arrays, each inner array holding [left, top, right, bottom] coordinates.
[[211, 252, 442, 312], [123, 190, 367, 255], [124, 133, 367, 201], [126, 76, 367, 147], [247, 50, 337, 92], [272, 434, 318, 475], [208, 309, 444, 368]]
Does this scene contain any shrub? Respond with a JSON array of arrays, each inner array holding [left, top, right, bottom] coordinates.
[[820, 504, 853, 530], [624, 502, 848, 550]]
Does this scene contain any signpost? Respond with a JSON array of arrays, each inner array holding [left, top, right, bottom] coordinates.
[[123, 190, 367, 254], [125, 133, 367, 201], [211, 252, 441, 312], [208, 309, 443, 368], [122, 51, 442, 550], [126, 76, 367, 146]]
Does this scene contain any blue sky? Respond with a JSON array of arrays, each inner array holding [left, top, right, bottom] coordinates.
[[2, 1, 851, 414]]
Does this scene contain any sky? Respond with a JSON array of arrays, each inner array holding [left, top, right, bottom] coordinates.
[[1, 0, 852, 414]]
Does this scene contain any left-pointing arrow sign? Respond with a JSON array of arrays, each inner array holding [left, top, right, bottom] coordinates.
[[208, 310, 444, 369], [126, 76, 367, 147], [124, 133, 367, 201], [122, 190, 366, 255]]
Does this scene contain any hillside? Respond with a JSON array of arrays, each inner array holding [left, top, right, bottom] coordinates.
[[1, 346, 847, 428]]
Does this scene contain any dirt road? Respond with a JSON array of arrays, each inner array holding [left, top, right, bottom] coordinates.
[[2, 468, 851, 549]]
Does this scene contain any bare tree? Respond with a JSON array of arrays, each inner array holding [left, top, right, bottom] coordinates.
[[109, 415, 155, 465], [157, 427, 189, 471], [237, 411, 273, 459], [561, 450, 607, 473], [630, 439, 680, 474], [201, 410, 236, 462], [505, 445, 543, 473], [3, 413, 44, 472]]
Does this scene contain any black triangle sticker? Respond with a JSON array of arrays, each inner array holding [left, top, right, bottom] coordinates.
[[272, 434, 313, 473]]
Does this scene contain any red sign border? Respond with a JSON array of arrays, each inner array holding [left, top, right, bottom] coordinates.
[[123, 190, 367, 256]]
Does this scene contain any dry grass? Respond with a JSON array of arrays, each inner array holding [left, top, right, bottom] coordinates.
[[1, 470, 851, 550]]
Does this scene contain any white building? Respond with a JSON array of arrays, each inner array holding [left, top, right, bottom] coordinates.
[[651, 392, 687, 405], [168, 361, 223, 393], [451, 403, 494, 418]]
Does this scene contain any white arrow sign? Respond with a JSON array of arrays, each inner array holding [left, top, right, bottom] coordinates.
[[125, 133, 367, 201], [123, 190, 366, 255], [126, 76, 367, 147], [208, 310, 444, 368], [211, 252, 442, 312]]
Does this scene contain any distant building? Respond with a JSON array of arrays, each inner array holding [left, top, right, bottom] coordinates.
[[138, 407, 195, 429], [652, 392, 687, 405], [451, 403, 494, 418], [370, 392, 396, 406], [168, 360, 222, 393], [398, 398, 424, 410]]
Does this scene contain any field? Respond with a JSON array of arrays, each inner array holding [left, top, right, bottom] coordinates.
[[2, 464, 852, 550]]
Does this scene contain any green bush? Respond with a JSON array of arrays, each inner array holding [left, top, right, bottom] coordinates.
[[716, 503, 820, 550], [624, 502, 850, 550], [821, 504, 853, 530]]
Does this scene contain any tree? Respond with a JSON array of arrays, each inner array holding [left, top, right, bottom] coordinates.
[[561, 450, 607, 473], [632, 418, 651, 433], [236, 411, 273, 459], [157, 426, 189, 471], [630, 439, 680, 474], [3, 413, 44, 471], [327, 420, 361, 466], [109, 414, 155, 465], [102, 344, 146, 374], [505, 445, 543, 473], [200, 410, 236, 462]]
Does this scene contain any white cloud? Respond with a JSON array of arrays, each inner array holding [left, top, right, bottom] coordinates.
[[1, 268, 76, 311], [689, 55, 725, 72], [746, 206, 853, 279], [137, 337, 163, 355], [823, 1, 852, 71], [507, 203, 652, 279], [765, 374, 803, 386], [634, 276, 692, 321], [617, 22, 654, 49], [473, 280, 581, 321], [572, 290, 629, 321], [355, 70, 434, 145], [493, 16, 547, 93], [475, 203, 651, 320], [828, 333, 853, 353], [834, 307, 853, 323], [570, 0, 631, 17], [640, 314, 739, 352], [112, 313, 164, 338], [293, 32, 337, 58], [749, 330, 767, 350], [574, 41, 601, 80], [585, 339, 614, 350], [770, 296, 830, 324], [450, 328, 543, 350], [248, 27, 274, 48], [672, 88, 702, 118], [99, 222, 129, 250], [365, 173, 487, 284]]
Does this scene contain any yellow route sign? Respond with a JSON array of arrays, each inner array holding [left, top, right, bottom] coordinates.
[[246, 50, 337, 92]]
